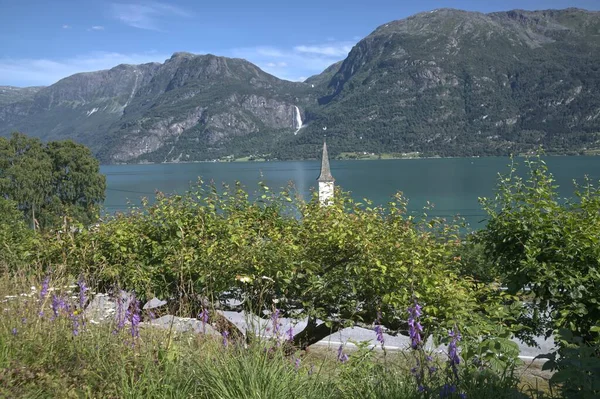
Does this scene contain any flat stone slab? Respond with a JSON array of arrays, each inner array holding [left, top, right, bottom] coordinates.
[[147, 315, 219, 336]]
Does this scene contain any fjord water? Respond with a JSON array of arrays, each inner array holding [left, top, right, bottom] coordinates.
[[102, 157, 600, 230]]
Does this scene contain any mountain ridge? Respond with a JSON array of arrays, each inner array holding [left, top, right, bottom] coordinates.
[[1, 7, 600, 162]]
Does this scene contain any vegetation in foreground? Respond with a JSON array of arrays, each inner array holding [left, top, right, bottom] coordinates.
[[0, 135, 599, 397], [1, 270, 546, 399]]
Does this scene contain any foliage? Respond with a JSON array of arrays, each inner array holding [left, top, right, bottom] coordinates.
[[542, 328, 600, 398], [42, 181, 505, 347], [0, 271, 546, 399], [478, 156, 600, 344], [478, 156, 600, 397], [0, 132, 106, 230], [0, 198, 37, 271]]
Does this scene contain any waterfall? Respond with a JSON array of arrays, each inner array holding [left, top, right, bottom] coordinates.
[[293, 106, 303, 135]]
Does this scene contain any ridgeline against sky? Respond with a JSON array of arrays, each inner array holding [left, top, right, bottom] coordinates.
[[1, 0, 599, 85]]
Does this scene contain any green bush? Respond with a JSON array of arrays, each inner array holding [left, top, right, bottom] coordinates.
[[0, 198, 37, 271], [44, 181, 506, 348]]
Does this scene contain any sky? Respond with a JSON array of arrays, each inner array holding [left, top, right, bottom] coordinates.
[[1, 0, 599, 87]]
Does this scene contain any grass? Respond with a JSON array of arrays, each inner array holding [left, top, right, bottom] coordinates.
[[0, 270, 556, 398]]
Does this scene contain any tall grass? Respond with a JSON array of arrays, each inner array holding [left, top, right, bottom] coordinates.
[[0, 269, 551, 398]]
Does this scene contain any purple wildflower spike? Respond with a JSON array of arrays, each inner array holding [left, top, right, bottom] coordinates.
[[337, 344, 349, 363], [51, 295, 66, 320], [11, 328, 17, 336], [222, 330, 229, 347], [114, 291, 126, 333], [40, 276, 50, 301], [130, 296, 141, 340], [408, 300, 423, 349], [77, 279, 88, 310], [294, 357, 301, 371], [271, 309, 281, 338], [286, 326, 294, 342], [447, 325, 462, 381]]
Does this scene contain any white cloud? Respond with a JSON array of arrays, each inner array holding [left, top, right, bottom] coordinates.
[[111, 1, 191, 31], [294, 44, 353, 57], [229, 40, 355, 82], [0, 51, 169, 86], [0, 39, 357, 87], [62, 24, 71, 29], [90, 25, 105, 30]]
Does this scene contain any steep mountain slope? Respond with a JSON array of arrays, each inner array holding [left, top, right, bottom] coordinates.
[[0, 86, 45, 106], [1, 8, 600, 162], [0, 53, 315, 163], [99, 52, 314, 162], [0, 63, 161, 150], [298, 8, 600, 157]]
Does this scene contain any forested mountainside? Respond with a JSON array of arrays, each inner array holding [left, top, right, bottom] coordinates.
[[1, 8, 599, 162]]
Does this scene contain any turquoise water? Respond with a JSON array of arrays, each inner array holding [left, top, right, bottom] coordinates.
[[102, 157, 600, 230]]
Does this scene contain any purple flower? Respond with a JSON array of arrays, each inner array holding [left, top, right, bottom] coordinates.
[[439, 384, 457, 398], [337, 344, 349, 363], [114, 291, 126, 333], [129, 296, 141, 340], [448, 326, 461, 366], [375, 325, 385, 345], [447, 325, 462, 381], [199, 308, 209, 324], [11, 327, 17, 336], [51, 295, 66, 320], [222, 330, 229, 347], [77, 279, 88, 310], [294, 357, 301, 371], [70, 307, 79, 336], [286, 326, 294, 342], [271, 309, 281, 338], [408, 300, 423, 349], [39, 276, 50, 301], [374, 311, 385, 346]]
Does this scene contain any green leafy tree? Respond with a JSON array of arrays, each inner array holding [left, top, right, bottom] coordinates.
[[0, 133, 53, 229], [0, 133, 106, 230], [53, 181, 504, 348], [0, 198, 37, 270], [479, 156, 600, 344]]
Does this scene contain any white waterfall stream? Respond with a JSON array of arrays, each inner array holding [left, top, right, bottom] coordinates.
[[293, 105, 303, 135]]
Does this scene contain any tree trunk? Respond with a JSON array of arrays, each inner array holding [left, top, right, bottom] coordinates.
[[292, 317, 342, 350]]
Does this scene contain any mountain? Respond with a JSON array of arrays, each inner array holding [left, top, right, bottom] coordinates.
[[0, 86, 45, 106], [0, 53, 315, 163], [1, 8, 600, 162], [301, 8, 600, 157]]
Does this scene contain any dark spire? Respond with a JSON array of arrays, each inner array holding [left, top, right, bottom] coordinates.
[[317, 140, 335, 182]]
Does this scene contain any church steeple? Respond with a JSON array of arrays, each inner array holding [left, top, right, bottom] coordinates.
[[317, 140, 335, 205], [317, 140, 335, 183]]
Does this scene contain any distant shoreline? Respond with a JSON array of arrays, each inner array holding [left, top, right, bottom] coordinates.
[[106, 153, 599, 166]]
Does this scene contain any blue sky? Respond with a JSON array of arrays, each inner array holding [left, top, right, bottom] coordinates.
[[1, 0, 599, 86]]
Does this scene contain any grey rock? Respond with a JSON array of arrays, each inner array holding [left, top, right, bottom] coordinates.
[[84, 292, 134, 322], [147, 315, 219, 335], [143, 297, 167, 310]]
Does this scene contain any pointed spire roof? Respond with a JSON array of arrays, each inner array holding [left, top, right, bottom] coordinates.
[[317, 140, 335, 182]]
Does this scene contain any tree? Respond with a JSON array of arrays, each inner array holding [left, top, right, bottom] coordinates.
[[0, 132, 106, 230], [478, 156, 600, 345], [0, 197, 37, 270], [57, 181, 498, 348]]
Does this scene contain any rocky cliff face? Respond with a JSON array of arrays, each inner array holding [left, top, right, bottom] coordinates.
[[0, 53, 314, 163], [1, 8, 600, 162], [0, 86, 44, 106]]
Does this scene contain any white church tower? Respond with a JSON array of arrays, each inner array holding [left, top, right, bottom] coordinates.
[[317, 140, 335, 206]]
